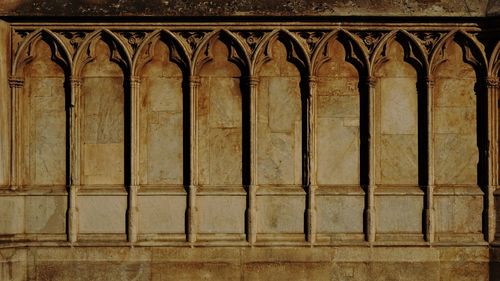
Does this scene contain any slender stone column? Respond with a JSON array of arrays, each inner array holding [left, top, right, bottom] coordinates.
[[68, 77, 81, 243], [8, 77, 23, 191], [305, 76, 318, 244], [127, 76, 141, 243], [246, 76, 259, 245], [365, 76, 377, 243], [425, 76, 436, 243], [486, 77, 498, 242], [187, 76, 201, 244]]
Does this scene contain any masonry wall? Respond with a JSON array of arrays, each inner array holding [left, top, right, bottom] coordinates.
[[0, 20, 499, 280]]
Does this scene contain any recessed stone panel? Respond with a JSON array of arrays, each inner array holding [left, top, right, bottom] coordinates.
[[198, 39, 242, 186], [138, 195, 185, 234], [81, 40, 125, 186], [434, 40, 477, 186], [0, 197, 24, 234], [197, 195, 245, 234], [25, 40, 66, 186], [257, 40, 302, 185], [25, 195, 66, 234], [435, 195, 482, 234], [375, 40, 419, 186], [376, 195, 423, 233], [258, 195, 304, 234], [78, 196, 126, 234], [379, 134, 418, 184], [139, 40, 183, 185], [316, 195, 364, 233], [317, 118, 359, 185], [379, 77, 417, 135]]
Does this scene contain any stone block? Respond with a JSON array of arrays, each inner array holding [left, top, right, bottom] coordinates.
[[78, 196, 126, 234], [25, 195, 66, 234], [138, 195, 185, 234], [258, 195, 304, 234]]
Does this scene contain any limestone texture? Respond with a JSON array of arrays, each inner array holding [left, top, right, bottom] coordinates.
[[0, 4, 499, 280]]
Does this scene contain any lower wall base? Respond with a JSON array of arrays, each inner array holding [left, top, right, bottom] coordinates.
[[0, 246, 497, 281]]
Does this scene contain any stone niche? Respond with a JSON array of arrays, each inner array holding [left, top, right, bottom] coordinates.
[[0, 15, 499, 281]]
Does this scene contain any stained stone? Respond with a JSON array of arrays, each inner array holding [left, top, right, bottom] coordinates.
[[78, 196, 126, 234], [0, 7, 497, 280], [138, 196, 185, 234]]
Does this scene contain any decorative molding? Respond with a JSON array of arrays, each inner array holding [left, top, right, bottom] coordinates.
[[59, 30, 89, 52], [176, 30, 209, 54], [117, 30, 148, 53], [295, 30, 327, 54], [353, 31, 386, 54], [413, 31, 445, 54], [235, 30, 266, 53]]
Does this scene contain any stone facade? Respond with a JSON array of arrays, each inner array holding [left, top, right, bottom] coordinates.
[[0, 2, 500, 280]]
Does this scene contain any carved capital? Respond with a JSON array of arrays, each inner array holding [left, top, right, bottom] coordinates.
[[128, 185, 140, 193], [8, 77, 24, 88], [486, 77, 499, 88], [366, 76, 377, 88], [69, 77, 81, 87], [130, 76, 141, 85], [306, 76, 317, 84], [189, 76, 201, 86], [244, 76, 260, 86], [426, 76, 435, 87]]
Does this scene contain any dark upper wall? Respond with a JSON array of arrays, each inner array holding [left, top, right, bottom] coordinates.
[[0, 0, 498, 17]]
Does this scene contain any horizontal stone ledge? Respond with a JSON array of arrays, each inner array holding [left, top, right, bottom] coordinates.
[[0, 0, 497, 17]]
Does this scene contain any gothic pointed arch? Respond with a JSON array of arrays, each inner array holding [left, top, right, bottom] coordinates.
[[73, 29, 132, 77], [132, 29, 190, 77], [371, 30, 428, 77], [312, 28, 368, 77], [313, 28, 364, 189], [430, 29, 487, 77], [13, 28, 72, 77], [488, 40, 500, 78], [192, 29, 250, 77], [252, 29, 310, 77]]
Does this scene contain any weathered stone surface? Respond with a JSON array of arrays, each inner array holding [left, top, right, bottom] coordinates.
[[435, 195, 483, 235], [197, 195, 245, 234], [78, 196, 126, 234], [316, 195, 364, 233], [0, 197, 23, 234], [0, 11, 498, 281], [434, 40, 477, 185], [258, 195, 304, 234], [139, 40, 183, 185], [25, 40, 66, 186], [0, 0, 495, 17], [138, 195, 185, 234], [317, 40, 360, 185], [25, 196, 66, 234], [375, 40, 418, 185], [258, 40, 302, 185], [81, 40, 125, 185], [376, 195, 423, 234], [198, 39, 242, 186], [0, 247, 494, 280]]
